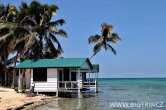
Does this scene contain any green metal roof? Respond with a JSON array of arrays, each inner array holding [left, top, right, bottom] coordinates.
[[91, 64, 99, 73], [15, 58, 91, 69], [82, 64, 99, 73]]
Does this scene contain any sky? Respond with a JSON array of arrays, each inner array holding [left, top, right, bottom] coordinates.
[[1, 0, 166, 78]]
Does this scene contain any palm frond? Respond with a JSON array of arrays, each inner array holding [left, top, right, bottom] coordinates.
[[48, 26, 58, 32], [112, 33, 121, 41], [49, 26, 67, 38], [47, 19, 66, 26], [49, 33, 63, 52], [23, 33, 37, 56], [93, 43, 102, 53], [20, 16, 37, 26], [0, 32, 13, 43], [50, 5, 59, 13], [88, 34, 102, 44], [0, 5, 7, 16], [56, 29, 67, 38], [13, 39, 25, 51], [45, 38, 62, 58], [14, 26, 29, 37], [89, 43, 103, 59], [13, 33, 32, 51], [107, 44, 116, 55], [108, 33, 121, 43], [0, 22, 16, 30], [20, 1, 28, 10]]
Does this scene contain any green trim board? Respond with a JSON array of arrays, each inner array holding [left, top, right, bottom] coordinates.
[[15, 58, 94, 69], [81, 64, 99, 73], [91, 64, 99, 73]]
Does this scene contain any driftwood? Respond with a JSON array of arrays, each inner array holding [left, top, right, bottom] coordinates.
[[6, 101, 34, 110], [23, 102, 34, 106]]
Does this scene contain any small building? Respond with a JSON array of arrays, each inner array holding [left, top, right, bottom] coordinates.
[[15, 58, 99, 97]]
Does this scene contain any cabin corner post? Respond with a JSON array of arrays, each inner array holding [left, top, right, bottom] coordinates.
[[56, 69, 59, 97], [96, 72, 98, 93], [78, 68, 82, 98], [95, 72, 97, 93], [88, 69, 90, 96]]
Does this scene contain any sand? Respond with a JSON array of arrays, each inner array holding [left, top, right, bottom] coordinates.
[[0, 87, 56, 110]]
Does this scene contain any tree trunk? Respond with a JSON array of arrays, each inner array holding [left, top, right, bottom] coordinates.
[[4, 52, 7, 86], [11, 51, 19, 88], [18, 69, 25, 91], [89, 49, 100, 59]]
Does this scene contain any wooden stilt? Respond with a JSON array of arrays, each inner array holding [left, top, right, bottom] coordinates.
[[18, 69, 21, 93], [78, 68, 82, 98]]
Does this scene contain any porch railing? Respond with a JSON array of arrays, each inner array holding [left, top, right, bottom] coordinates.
[[58, 81, 97, 89], [83, 81, 97, 88], [58, 81, 78, 89]]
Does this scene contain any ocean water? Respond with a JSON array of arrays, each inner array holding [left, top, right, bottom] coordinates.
[[34, 78, 166, 110]]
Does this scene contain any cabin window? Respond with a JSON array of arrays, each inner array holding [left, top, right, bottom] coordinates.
[[71, 72, 77, 81], [64, 68, 69, 81], [59, 69, 63, 81], [33, 68, 47, 81]]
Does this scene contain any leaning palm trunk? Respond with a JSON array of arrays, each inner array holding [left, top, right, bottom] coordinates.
[[89, 49, 100, 59]]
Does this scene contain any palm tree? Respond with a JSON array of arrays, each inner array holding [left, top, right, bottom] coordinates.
[[0, 4, 17, 86], [13, 1, 67, 89], [15, 1, 67, 60], [88, 22, 121, 59], [0, 1, 67, 87], [11, 1, 67, 89]]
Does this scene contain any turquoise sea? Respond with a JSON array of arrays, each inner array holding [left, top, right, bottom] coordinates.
[[34, 78, 166, 110]]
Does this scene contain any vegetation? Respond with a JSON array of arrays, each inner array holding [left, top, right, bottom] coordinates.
[[0, 1, 67, 86], [0, 2, 121, 88], [88, 23, 121, 59]]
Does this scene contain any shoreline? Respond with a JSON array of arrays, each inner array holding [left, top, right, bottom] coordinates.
[[0, 87, 59, 110], [22, 96, 59, 110]]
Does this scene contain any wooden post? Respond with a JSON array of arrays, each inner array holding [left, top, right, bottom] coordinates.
[[89, 69, 90, 97], [95, 73, 97, 93], [96, 72, 98, 93], [78, 68, 82, 98], [18, 69, 21, 93], [56, 69, 59, 97]]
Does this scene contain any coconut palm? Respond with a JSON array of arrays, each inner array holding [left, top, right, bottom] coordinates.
[[88, 23, 121, 59], [12, 1, 67, 89], [15, 1, 67, 60], [0, 4, 18, 86], [0, 1, 67, 87]]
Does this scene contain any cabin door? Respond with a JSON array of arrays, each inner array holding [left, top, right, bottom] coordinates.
[[58, 69, 63, 81]]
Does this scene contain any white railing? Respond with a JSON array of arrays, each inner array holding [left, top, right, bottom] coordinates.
[[58, 81, 98, 90], [58, 81, 78, 89], [83, 81, 97, 88]]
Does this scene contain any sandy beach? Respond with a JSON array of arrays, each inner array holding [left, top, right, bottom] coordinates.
[[0, 87, 56, 110]]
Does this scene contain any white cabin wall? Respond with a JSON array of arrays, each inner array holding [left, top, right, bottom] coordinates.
[[47, 68, 57, 82], [31, 68, 58, 92]]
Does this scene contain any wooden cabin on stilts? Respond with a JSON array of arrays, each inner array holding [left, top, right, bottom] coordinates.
[[15, 58, 99, 98]]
